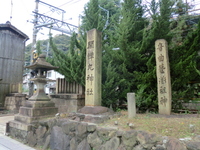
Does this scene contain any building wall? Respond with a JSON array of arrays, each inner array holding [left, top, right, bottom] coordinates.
[[46, 70, 64, 80], [0, 28, 27, 106], [45, 70, 64, 94]]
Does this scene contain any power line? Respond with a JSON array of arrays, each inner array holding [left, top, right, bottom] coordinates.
[[58, 0, 75, 7], [10, 0, 13, 22]]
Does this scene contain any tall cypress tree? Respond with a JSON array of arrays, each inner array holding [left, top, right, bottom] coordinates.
[[169, 21, 200, 103], [136, 0, 173, 111], [108, 0, 147, 107]]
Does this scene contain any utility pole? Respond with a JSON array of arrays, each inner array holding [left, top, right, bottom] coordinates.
[[28, 0, 39, 97], [28, 0, 78, 97]]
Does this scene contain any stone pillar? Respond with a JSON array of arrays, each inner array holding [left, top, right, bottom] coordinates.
[[18, 82, 22, 94], [127, 93, 136, 118], [155, 39, 172, 115], [85, 29, 102, 106]]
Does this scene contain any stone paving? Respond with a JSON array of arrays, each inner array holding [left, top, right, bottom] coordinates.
[[0, 115, 36, 150]]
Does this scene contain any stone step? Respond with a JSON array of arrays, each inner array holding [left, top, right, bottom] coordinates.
[[14, 113, 55, 124], [9, 120, 32, 131], [24, 100, 56, 108], [19, 106, 58, 117]]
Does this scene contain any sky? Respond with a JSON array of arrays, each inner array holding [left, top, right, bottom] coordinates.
[[0, 0, 89, 44], [0, 0, 200, 45]]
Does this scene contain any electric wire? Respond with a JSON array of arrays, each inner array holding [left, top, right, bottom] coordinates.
[[10, 0, 13, 22]]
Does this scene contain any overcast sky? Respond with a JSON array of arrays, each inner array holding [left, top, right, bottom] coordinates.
[[0, 0, 89, 44], [0, 0, 199, 45]]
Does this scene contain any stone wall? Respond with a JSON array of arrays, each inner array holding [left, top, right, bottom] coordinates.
[[4, 93, 26, 113], [8, 117, 200, 150], [50, 94, 85, 113], [182, 102, 200, 111]]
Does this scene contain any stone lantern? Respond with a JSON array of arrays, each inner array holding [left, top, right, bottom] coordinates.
[[26, 54, 58, 101], [9, 54, 58, 131]]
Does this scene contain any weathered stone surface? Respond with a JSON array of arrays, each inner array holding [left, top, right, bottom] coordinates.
[[27, 131, 37, 147], [133, 145, 146, 150], [102, 137, 120, 150], [127, 93, 136, 118], [83, 114, 109, 123], [36, 125, 47, 139], [9, 127, 28, 143], [165, 138, 187, 150], [43, 135, 50, 150], [117, 144, 126, 150], [76, 122, 88, 141], [56, 118, 68, 127], [185, 141, 200, 150], [155, 145, 165, 150], [4, 94, 26, 113], [87, 131, 103, 149], [47, 118, 57, 130], [121, 130, 137, 148], [9, 120, 33, 131], [78, 106, 109, 114], [85, 29, 102, 106], [50, 126, 70, 150], [70, 137, 77, 150], [137, 131, 161, 149], [77, 139, 91, 150], [194, 135, 200, 142], [87, 123, 97, 132], [51, 96, 85, 113], [116, 130, 123, 137], [36, 125, 47, 146], [62, 121, 77, 134], [155, 39, 172, 115], [97, 127, 117, 142]]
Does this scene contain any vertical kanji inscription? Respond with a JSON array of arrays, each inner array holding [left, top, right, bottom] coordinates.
[[155, 39, 172, 115]]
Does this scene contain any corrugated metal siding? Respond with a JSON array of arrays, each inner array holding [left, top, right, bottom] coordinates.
[[0, 29, 26, 106]]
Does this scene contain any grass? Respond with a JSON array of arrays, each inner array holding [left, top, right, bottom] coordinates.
[[100, 111, 200, 139]]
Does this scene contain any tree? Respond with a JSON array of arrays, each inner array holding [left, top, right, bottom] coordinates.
[[169, 21, 200, 104], [170, 0, 195, 48], [136, 0, 174, 111], [107, 0, 147, 108]]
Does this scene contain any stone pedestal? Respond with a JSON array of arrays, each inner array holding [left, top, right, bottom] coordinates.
[[9, 100, 58, 131], [50, 94, 85, 113]]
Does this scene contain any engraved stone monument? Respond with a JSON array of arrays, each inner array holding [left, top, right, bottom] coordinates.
[[155, 39, 172, 115], [85, 29, 102, 106]]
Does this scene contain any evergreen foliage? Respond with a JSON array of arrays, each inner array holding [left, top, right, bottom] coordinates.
[[136, 0, 174, 111], [169, 21, 200, 103], [25, 0, 200, 112], [108, 0, 147, 108]]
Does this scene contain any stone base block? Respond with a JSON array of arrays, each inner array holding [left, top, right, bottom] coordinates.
[[24, 100, 56, 108], [14, 113, 56, 124], [9, 120, 32, 131], [4, 94, 26, 113], [78, 106, 112, 115], [50, 94, 85, 113], [13, 100, 58, 124], [19, 106, 58, 117]]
